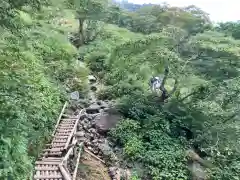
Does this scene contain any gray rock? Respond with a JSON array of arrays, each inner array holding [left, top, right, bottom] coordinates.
[[93, 149, 99, 155], [119, 168, 131, 180], [102, 101, 109, 109], [98, 140, 112, 157], [84, 133, 92, 140], [94, 133, 100, 139], [96, 100, 109, 109], [81, 119, 90, 127], [85, 141, 92, 147], [77, 137, 87, 142], [75, 131, 85, 137], [87, 146, 93, 151], [98, 140, 119, 164], [77, 125, 83, 131], [86, 104, 101, 114], [86, 114, 94, 121], [79, 113, 88, 120], [92, 139, 98, 144], [88, 75, 96, 83], [70, 91, 79, 100], [90, 133, 95, 138], [89, 128, 97, 134], [109, 167, 118, 178], [83, 124, 89, 131], [93, 110, 122, 135], [98, 139, 104, 143]]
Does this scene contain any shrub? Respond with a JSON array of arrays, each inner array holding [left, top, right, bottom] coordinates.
[[0, 9, 88, 179], [124, 136, 145, 160]]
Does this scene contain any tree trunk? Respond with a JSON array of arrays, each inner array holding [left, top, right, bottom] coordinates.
[[78, 18, 84, 46], [159, 66, 178, 102]]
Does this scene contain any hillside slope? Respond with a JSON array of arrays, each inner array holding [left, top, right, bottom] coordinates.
[[0, 3, 88, 179], [78, 11, 240, 180], [1, 0, 240, 180]]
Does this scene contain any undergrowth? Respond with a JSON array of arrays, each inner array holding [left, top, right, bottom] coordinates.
[[0, 4, 88, 179]]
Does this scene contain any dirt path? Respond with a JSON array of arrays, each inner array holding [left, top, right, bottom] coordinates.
[[77, 152, 111, 180]]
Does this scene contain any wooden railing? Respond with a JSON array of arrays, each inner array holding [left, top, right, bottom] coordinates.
[[33, 102, 85, 180]]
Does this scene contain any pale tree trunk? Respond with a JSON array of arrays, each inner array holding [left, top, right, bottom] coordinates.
[[78, 18, 85, 46]]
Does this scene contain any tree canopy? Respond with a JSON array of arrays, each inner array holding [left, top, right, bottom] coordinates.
[[79, 1, 240, 179], [1, 0, 240, 179]]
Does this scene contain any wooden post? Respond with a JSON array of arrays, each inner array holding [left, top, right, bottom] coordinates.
[[59, 163, 72, 180], [62, 139, 77, 163], [64, 109, 84, 150], [52, 102, 68, 137], [72, 143, 83, 180]]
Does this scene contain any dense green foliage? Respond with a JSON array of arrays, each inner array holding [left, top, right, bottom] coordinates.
[[1, 0, 240, 179], [216, 21, 240, 39], [107, 2, 211, 35], [0, 1, 88, 179], [79, 1, 240, 180]]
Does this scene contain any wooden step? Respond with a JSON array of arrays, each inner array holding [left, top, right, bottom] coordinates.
[[54, 136, 70, 139], [52, 141, 67, 144], [56, 129, 72, 132], [45, 151, 62, 156], [62, 114, 77, 118], [58, 125, 75, 128], [44, 152, 62, 156], [58, 124, 75, 127], [56, 128, 73, 131], [43, 148, 64, 152], [41, 158, 62, 161], [54, 133, 71, 136], [61, 118, 78, 120], [34, 175, 62, 179], [50, 143, 65, 148], [59, 121, 76, 124], [35, 161, 61, 165], [35, 166, 59, 171], [53, 139, 68, 143]]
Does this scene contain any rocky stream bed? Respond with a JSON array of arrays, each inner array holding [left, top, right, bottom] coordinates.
[[69, 75, 131, 180]]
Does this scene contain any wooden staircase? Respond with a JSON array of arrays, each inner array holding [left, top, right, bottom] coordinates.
[[33, 102, 84, 180]]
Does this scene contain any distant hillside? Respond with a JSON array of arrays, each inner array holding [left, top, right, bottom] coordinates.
[[112, 0, 153, 11]]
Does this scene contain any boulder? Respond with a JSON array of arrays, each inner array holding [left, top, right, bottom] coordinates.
[[98, 140, 112, 157], [98, 140, 118, 164], [86, 104, 101, 114], [92, 110, 122, 135]]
